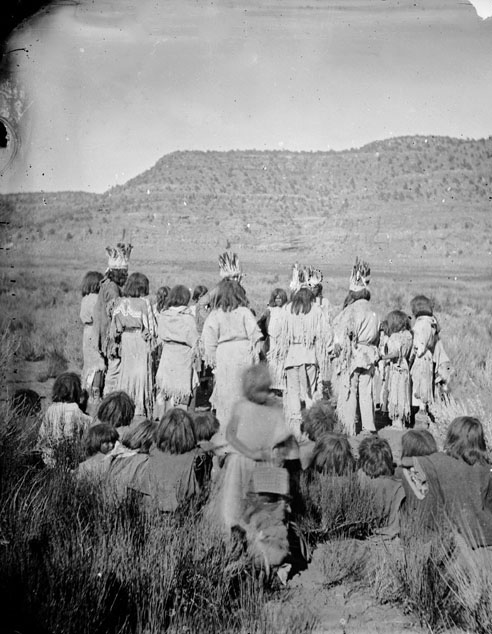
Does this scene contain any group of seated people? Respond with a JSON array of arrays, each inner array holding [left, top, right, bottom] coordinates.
[[305, 403, 492, 547], [24, 364, 492, 578]]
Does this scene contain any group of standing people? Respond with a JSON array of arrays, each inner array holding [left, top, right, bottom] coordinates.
[[80, 245, 451, 445], [30, 244, 477, 581]]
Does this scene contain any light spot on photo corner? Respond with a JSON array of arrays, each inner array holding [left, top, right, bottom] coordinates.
[[468, 0, 492, 20]]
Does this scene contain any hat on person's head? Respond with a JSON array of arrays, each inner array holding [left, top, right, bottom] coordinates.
[[349, 257, 370, 292], [218, 250, 242, 280], [290, 263, 323, 293], [106, 242, 132, 270]]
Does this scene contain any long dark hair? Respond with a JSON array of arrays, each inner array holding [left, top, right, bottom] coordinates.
[[311, 433, 355, 476], [156, 286, 171, 313], [97, 391, 135, 428], [385, 310, 411, 335], [410, 295, 433, 318], [123, 272, 149, 298], [192, 285, 208, 302], [81, 271, 103, 296], [358, 436, 394, 477], [52, 372, 82, 405], [106, 269, 128, 288], [155, 408, 196, 454], [214, 279, 249, 312], [268, 288, 288, 308], [444, 416, 490, 466], [166, 285, 191, 309], [343, 288, 371, 310], [401, 429, 437, 458], [290, 288, 313, 315]]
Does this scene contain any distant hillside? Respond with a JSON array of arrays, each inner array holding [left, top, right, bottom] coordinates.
[[1, 135, 491, 268]]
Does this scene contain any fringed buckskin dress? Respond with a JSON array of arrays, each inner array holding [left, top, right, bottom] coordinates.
[[155, 306, 199, 408], [273, 302, 332, 440], [386, 330, 413, 428], [111, 297, 156, 418]]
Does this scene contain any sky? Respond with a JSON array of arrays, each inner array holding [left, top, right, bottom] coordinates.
[[1, 0, 492, 193]]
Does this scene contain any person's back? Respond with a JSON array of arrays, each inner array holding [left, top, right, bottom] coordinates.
[[95, 278, 121, 354], [136, 446, 204, 512], [357, 435, 405, 538], [414, 452, 492, 547], [39, 403, 92, 468], [357, 469, 405, 538]]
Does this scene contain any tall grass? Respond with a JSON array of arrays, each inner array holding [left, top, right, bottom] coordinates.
[[3, 266, 492, 631], [0, 326, 316, 633]]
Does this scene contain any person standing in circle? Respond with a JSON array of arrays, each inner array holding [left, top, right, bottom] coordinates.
[[94, 242, 132, 396], [202, 278, 262, 443]]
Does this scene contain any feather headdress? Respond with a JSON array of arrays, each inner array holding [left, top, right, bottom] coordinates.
[[349, 257, 370, 292], [106, 242, 132, 270], [218, 251, 242, 280], [290, 263, 323, 293]]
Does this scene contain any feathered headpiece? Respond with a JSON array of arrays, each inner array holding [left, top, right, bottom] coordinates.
[[106, 242, 132, 270], [218, 251, 242, 280], [349, 257, 370, 292], [290, 263, 323, 293]]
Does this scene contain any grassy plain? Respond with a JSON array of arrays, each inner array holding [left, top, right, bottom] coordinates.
[[1, 245, 492, 633]]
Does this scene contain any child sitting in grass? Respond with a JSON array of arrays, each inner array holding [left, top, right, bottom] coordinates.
[[357, 435, 405, 539], [400, 417, 492, 548], [193, 411, 220, 449], [299, 400, 338, 469], [76, 423, 119, 480], [395, 429, 438, 522], [95, 391, 136, 442], [105, 419, 156, 497], [122, 419, 157, 453], [311, 432, 356, 476], [38, 372, 92, 467]]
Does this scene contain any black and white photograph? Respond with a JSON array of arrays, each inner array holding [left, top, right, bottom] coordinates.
[[1, 1, 492, 632]]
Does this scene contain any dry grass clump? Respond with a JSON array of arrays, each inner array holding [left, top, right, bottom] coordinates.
[[4, 268, 492, 631], [297, 471, 380, 543], [0, 455, 317, 634], [369, 511, 492, 633], [0, 350, 317, 633]]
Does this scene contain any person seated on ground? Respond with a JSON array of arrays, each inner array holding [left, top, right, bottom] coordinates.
[[357, 435, 405, 539], [188, 411, 220, 483], [95, 391, 136, 441], [37, 372, 92, 467], [193, 410, 220, 460], [394, 429, 438, 519], [299, 399, 338, 469], [311, 432, 356, 476], [122, 419, 157, 453], [102, 419, 157, 497], [76, 423, 119, 481], [131, 408, 212, 513], [399, 417, 492, 548]]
